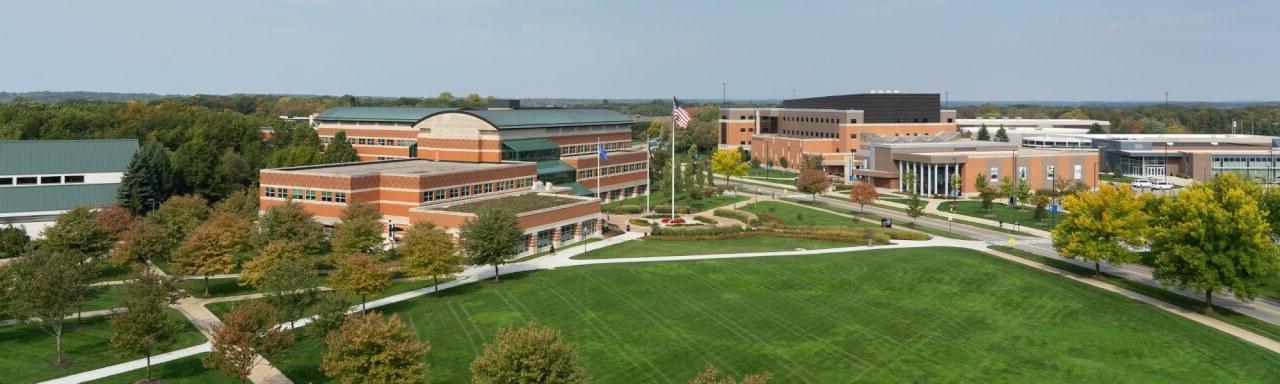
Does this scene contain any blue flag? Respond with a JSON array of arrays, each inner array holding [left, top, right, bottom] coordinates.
[[598, 143, 608, 160]]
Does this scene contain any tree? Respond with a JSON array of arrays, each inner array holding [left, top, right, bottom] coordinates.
[[322, 312, 428, 384], [470, 322, 588, 384], [848, 182, 877, 213], [689, 363, 773, 384], [710, 148, 749, 184], [0, 225, 29, 259], [215, 188, 260, 222], [323, 131, 360, 164], [110, 271, 184, 383], [94, 204, 136, 242], [905, 193, 925, 225], [146, 195, 211, 253], [976, 125, 991, 141], [1031, 193, 1052, 221], [994, 127, 1009, 142], [118, 141, 173, 215], [204, 301, 295, 382], [172, 138, 229, 200], [42, 206, 113, 257], [1088, 122, 1105, 134], [331, 202, 384, 256], [112, 220, 171, 267], [1013, 177, 1032, 207], [4, 248, 95, 365], [308, 294, 353, 338], [460, 209, 523, 283], [219, 150, 254, 188], [399, 222, 463, 293], [1051, 184, 1148, 278], [331, 253, 392, 310], [173, 213, 252, 296], [975, 174, 995, 212], [777, 156, 789, 170], [794, 169, 830, 202], [241, 241, 318, 327], [259, 203, 329, 257], [800, 154, 823, 170], [1150, 173, 1280, 313]]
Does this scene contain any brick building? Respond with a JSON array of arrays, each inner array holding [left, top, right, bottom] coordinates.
[[260, 159, 603, 256]]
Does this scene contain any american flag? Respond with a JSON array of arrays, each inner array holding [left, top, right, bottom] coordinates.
[[671, 97, 692, 128]]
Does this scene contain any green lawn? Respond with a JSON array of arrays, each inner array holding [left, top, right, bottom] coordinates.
[[739, 201, 870, 227], [744, 165, 797, 180], [239, 247, 1280, 383], [602, 193, 747, 214], [571, 236, 858, 260], [790, 199, 974, 240], [937, 200, 1058, 232], [81, 285, 128, 312], [86, 353, 238, 384], [0, 310, 206, 383], [1101, 174, 1137, 183], [204, 279, 435, 320]]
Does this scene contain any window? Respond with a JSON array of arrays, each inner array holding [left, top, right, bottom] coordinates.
[[321, 191, 333, 202], [850, 134, 857, 139], [16, 177, 37, 185], [990, 168, 999, 181], [41, 176, 61, 184], [0, 177, 11, 186], [292, 189, 304, 200], [64, 175, 84, 183], [1017, 167, 1027, 180], [1073, 165, 1083, 180], [449, 188, 460, 198], [1046, 165, 1056, 180], [305, 190, 316, 200], [265, 187, 277, 198]]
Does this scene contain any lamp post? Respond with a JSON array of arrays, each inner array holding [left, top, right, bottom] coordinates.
[[1165, 141, 1173, 189]]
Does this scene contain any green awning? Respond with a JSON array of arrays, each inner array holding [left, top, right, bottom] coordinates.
[[536, 160, 575, 175], [556, 182, 594, 196], [502, 138, 559, 153]]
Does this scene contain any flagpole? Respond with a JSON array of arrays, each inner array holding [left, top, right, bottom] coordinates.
[[596, 137, 602, 201], [671, 99, 677, 219], [645, 132, 651, 214]]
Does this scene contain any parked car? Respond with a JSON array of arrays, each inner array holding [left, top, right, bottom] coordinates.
[[1151, 181, 1174, 190], [1131, 179, 1153, 188]]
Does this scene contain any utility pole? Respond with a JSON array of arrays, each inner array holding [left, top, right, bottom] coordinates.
[[721, 82, 726, 107]]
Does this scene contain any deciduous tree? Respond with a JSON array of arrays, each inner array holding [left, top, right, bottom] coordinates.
[[470, 322, 588, 384], [173, 213, 252, 296], [1052, 184, 1148, 277], [204, 302, 295, 382], [460, 209, 523, 283], [259, 203, 329, 257], [794, 169, 830, 202], [110, 271, 184, 383], [903, 171, 925, 224], [94, 204, 136, 242], [399, 221, 463, 293], [4, 248, 96, 365], [322, 131, 360, 164], [848, 182, 877, 212], [710, 148, 749, 184], [214, 188, 260, 222], [322, 312, 428, 384], [331, 253, 392, 310], [42, 206, 113, 257], [331, 202, 384, 256], [146, 195, 211, 252], [112, 220, 171, 267], [0, 224, 29, 259], [1151, 173, 1280, 313], [241, 241, 318, 327]]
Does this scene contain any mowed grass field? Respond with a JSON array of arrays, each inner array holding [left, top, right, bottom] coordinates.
[[739, 201, 870, 227], [938, 200, 1058, 231], [106, 247, 1280, 383], [572, 236, 858, 259], [0, 310, 206, 383]]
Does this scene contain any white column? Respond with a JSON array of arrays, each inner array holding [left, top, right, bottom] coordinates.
[[898, 161, 904, 192], [915, 162, 922, 195], [944, 164, 951, 197], [929, 164, 936, 196]]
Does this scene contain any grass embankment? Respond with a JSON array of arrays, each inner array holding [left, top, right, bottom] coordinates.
[[571, 236, 857, 260], [991, 245, 1280, 343], [744, 165, 797, 180], [210, 248, 1280, 382], [602, 193, 748, 214], [789, 199, 975, 240], [937, 200, 1058, 232], [739, 201, 870, 228], [0, 310, 206, 383]]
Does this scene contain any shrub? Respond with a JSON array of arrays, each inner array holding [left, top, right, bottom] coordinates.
[[653, 205, 697, 214], [712, 209, 755, 223], [834, 183, 853, 191], [604, 205, 642, 214], [693, 216, 717, 224], [628, 218, 650, 226]]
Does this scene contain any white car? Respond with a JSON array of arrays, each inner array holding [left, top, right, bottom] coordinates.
[[1131, 179, 1153, 188], [1151, 181, 1174, 190]]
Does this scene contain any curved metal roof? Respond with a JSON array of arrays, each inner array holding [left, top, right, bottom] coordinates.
[[315, 107, 455, 123]]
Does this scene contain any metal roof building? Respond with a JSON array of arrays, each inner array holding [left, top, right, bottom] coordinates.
[[0, 139, 138, 237]]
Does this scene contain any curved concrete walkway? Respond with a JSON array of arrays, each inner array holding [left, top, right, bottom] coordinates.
[[44, 229, 1280, 383]]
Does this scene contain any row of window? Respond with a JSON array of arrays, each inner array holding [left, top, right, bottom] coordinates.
[[0, 174, 87, 187], [321, 121, 412, 128], [322, 136, 416, 147], [984, 165, 1083, 181], [264, 187, 348, 203], [544, 125, 627, 133], [560, 141, 628, 156], [578, 161, 646, 179], [421, 177, 535, 203]]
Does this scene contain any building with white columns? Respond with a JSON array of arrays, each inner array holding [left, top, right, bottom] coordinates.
[[852, 141, 1099, 196]]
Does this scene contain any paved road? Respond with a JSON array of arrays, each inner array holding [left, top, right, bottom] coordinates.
[[724, 177, 1280, 327]]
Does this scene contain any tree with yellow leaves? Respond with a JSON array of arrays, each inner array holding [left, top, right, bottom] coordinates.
[[398, 221, 462, 294], [173, 213, 252, 296], [710, 148, 749, 185], [1052, 183, 1148, 277]]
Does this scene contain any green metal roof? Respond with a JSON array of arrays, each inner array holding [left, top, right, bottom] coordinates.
[[502, 138, 559, 153], [535, 160, 575, 175], [0, 183, 120, 214], [0, 140, 138, 175], [457, 109, 633, 130], [556, 182, 594, 196], [315, 107, 454, 123]]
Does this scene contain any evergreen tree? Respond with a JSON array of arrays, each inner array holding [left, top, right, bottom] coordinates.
[[976, 125, 991, 141], [323, 131, 360, 163], [994, 127, 1009, 142], [118, 141, 173, 215]]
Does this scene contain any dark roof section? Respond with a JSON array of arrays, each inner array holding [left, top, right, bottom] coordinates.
[[0, 139, 138, 175], [431, 109, 634, 130], [783, 93, 941, 123], [0, 183, 120, 214], [315, 107, 455, 123]]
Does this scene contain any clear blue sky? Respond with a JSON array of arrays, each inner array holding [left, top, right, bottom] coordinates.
[[2, 0, 1277, 101]]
